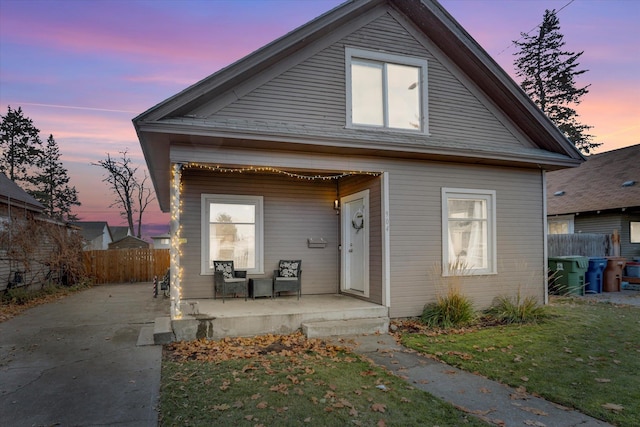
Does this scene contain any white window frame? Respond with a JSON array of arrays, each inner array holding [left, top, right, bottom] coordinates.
[[345, 47, 428, 134], [547, 214, 575, 235], [631, 221, 640, 244], [442, 188, 497, 276], [201, 194, 264, 275]]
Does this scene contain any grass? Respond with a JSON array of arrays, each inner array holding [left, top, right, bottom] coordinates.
[[401, 297, 640, 427], [160, 333, 489, 426]]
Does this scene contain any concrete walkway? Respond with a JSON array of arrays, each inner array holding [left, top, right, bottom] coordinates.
[[0, 282, 169, 427], [339, 333, 613, 427]]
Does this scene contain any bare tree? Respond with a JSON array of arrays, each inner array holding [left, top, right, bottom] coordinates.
[[92, 150, 155, 238]]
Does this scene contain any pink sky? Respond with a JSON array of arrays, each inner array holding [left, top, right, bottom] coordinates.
[[1, 0, 638, 239]]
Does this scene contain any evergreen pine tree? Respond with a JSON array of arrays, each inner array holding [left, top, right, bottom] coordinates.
[[513, 9, 601, 154], [0, 106, 43, 185], [32, 134, 81, 220]]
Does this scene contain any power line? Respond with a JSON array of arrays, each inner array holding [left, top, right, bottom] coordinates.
[[496, 0, 575, 56]]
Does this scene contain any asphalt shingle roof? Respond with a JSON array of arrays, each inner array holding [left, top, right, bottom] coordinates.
[[547, 144, 640, 215]]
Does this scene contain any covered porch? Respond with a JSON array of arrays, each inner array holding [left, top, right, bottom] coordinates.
[[155, 294, 389, 343]]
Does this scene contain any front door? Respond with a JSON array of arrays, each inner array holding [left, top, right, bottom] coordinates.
[[341, 190, 369, 297]]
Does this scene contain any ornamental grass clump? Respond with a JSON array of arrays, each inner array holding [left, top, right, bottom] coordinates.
[[486, 292, 548, 324], [421, 261, 476, 328]]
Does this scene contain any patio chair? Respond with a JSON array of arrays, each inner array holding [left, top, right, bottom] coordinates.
[[273, 260, 302, 299], [213, 260, 248, 302]]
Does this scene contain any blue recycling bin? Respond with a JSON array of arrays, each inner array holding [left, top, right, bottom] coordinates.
[[585, 257, 607, 294]]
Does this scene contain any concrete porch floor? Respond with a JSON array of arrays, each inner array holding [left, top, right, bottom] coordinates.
[[160, 294, 389, 342]]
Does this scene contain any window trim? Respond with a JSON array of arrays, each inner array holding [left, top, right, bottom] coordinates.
[[201, 194, 264, 275], [631, 221, 640, 244], [441, 188, 497, 276], [345, 47, 428, 134]]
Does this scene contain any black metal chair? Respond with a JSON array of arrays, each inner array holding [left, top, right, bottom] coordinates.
[[273, 260, 302, 299], [213, 260, 248, 302]]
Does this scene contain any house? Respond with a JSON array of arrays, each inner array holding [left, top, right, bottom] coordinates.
[[0, 173, 76, 290], [110, 226, 132, 243], [108, 235, 150, 250], [547, 144, 640, 259], [133, 0, 583, 332], [72, 221, 113, 250], [151, 232, 171, 249]]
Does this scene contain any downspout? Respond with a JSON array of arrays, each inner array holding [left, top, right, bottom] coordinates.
[[381, 172, 391, 308], [542, 170, 549, 305]]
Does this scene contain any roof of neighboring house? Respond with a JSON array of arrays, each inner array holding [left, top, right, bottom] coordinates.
[[134, 0, 584, 211], [110, 226, 131, 242], [108, 235, 150, 249], [0, 172, 44, 212], [547, 144, 640, 215], [71, 221, 112, 242], [151, 233, 170, 240]]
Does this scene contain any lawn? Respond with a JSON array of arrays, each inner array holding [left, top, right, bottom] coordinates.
[[400, 298, 640, 427], [160, 332, 489, 426]]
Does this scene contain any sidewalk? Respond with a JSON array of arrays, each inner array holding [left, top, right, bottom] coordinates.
[[0, 282, 169, 427], [337, 333, 612, 427]]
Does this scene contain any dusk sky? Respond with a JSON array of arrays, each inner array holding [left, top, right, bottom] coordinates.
[[1, 0, 638, 239]]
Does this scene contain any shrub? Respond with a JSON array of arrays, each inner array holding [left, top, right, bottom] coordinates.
[[486, 293, 547, 324], [421, 286, 475, 328]]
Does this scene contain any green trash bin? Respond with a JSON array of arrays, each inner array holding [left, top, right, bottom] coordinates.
[[548, 256, 589, 295]]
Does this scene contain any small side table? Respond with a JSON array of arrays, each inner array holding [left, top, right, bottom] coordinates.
[[250, 278, 273, 299]]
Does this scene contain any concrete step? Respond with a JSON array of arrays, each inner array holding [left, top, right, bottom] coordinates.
[[153, 316, 175, 345], [301, 317, 389, 338]]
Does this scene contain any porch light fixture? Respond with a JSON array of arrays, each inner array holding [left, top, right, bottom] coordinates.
[[334, 199, 340, 213]]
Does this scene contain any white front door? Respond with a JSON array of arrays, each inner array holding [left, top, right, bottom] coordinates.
[[341, 190, 369, 297]]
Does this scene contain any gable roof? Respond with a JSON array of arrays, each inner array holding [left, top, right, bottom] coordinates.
[[0, 172, 44, 213], [71, 221, 112, 242], [110, 226, 131, 242], [134, 0, 584, 211], [547, 144, 640, 215]]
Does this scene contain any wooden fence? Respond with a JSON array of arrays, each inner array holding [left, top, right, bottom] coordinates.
[[548, 233, 613, 257], [83, 249, 170, 284]]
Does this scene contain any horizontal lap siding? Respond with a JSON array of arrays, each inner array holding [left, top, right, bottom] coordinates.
[[211, 11, 527, 150], [385, 161, 545, 318], [179, 168, 338, 299]]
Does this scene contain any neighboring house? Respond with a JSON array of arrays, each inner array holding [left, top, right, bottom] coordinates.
[[110, 226, 132, 243], [108, 235, 150, 250], [0, 173, 74, 290], [547, 144, 640, 258], [151, 233, 171, 249], [72, 221, 113, 250], [134, 0, 583, 320]]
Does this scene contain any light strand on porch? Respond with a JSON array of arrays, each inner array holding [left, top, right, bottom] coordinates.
[[184, 163, 382, 180], [170, 163, 184, 319]]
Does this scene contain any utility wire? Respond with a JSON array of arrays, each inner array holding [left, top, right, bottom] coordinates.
[[496, 0, 575, 56]]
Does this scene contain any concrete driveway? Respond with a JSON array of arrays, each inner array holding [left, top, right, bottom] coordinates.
[[0, 282, 169, 427]]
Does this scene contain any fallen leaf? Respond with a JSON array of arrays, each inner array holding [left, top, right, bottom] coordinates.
[[523, 420, 546, 426], [304, 417, 311, 423], [349, 408, 359, 416], [377, 419, 387, 427], [256, 401, 268, 409], [602, 403, 624, 412], [521, 376, 529, 382], [594, 378, 611, 383], [212, 404, 229, 411], [479, 387, 492, 394], [400, 397, 412, 403], [520, 406, 548, 416], [244, 414, 254, 421], [371, 403, 387, 413]]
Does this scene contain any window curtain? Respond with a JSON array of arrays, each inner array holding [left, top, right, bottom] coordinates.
[[466, 201, 486, 269]]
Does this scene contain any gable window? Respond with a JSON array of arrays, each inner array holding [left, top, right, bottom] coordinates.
[[442, 188, 496, 276], [547, 215, 574, 234], [201, 194, 263, 275], [346, 47, 428, 133]]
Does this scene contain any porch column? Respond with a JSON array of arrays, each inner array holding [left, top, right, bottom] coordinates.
[[170, 163, 183, 318]]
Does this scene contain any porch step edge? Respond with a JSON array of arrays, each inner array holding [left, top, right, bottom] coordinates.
[[153, 316, 175, 345], [301, 317, 390, 338]]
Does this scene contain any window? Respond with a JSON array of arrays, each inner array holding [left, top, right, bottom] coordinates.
[[631, 222, 640, 243], [346, 47, 428, 133], [201, 194, 263, 275], [442, 188, 496, 276], [547, 215, 574, 234]]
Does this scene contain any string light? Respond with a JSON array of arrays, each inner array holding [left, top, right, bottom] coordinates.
[[185, 163, 382, 180]]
